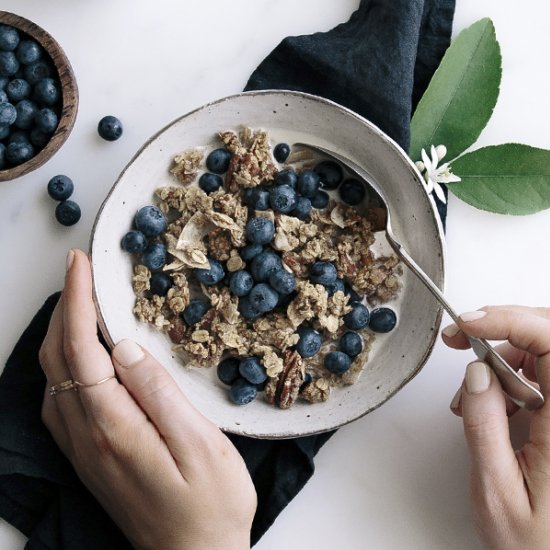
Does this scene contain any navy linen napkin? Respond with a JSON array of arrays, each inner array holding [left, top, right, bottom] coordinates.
[[0, 1, 454, 548]]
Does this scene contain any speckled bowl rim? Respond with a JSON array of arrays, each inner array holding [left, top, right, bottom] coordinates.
[[90, 90, 445, 439]]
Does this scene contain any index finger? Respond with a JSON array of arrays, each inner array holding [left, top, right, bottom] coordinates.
[[454, 308, 550, 400]]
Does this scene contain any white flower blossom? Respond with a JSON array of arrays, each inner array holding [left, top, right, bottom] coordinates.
[[416, 144, 461, 204]]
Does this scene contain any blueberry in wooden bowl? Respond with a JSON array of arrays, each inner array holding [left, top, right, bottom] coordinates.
[[0, 11, 78, 181]]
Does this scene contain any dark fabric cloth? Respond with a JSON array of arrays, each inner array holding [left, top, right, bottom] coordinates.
[[0, 1, 454, 548]]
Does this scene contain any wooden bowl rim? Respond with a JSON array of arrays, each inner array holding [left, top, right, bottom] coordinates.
[[0, 11, 79, 181]]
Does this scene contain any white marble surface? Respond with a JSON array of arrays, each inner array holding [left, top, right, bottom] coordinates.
[[1, 1, 550, 548]]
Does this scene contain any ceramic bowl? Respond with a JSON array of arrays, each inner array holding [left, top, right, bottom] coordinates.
[[90, 90, 445, 439], [0, 11, 78, 181]]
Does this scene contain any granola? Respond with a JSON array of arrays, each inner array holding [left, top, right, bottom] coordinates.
[[123, 127, 402, 410]]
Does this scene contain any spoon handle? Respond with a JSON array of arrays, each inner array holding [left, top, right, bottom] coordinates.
[[387, 232, 544, 410]]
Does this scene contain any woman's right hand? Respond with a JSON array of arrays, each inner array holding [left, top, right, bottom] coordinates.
[[442, 306, 550, 550]]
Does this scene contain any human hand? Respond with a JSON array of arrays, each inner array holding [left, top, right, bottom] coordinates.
[[39, 249, 256, 550], [442, 306, 550, 550]]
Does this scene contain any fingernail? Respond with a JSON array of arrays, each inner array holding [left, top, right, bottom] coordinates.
[[465, 362, 491, 394], [66, 249, 75, 272], [450, 387, 462, 410], [459, 310, 487, 323], [113, 339, 144, 368], [442, 323, 460, 338]]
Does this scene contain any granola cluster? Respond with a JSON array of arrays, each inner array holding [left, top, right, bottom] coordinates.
[[128, 127, 402, 409]]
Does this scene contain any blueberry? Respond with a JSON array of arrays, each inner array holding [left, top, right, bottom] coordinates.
[[344, 283, 362, 304], [339, 178, 366, 206], [198, 172, 223, 194], [149, 272, 172, 296], [0, 25, 20, 51], [206, 148, 231, 174], [269, 269, 296, 295], [244, 187, 270, 210], [277, 290, 296, 311], [291, 196, 312, 220], [344, 303, 370, 330], [6, 78, 31, 103], [229, 378, 257, 405], [296, 328, 322, 358], [55, 200, 81, 226], [34, 107, 58, 133], [240, 243, 263, 262], [326, 277, 345, 296], [29, 127, 50, 149], [273, 142, 290, 163], [16, 40, 42, 65], [368, 307, 397, 333], [324, 351, 352, 374], [339, 331, 363, 357], [250, 250, 282, 282], [0, 76, 8, 90], [238, 296, 262, 320], [0, 90, 7, 103], [248, 283, 279, 313], [315, 160, 344, 190], [47, 174, 74, 201], [311, 190, 330, 209], [182, 298, 211, 326], [7, 130, 29, 145], [245, 216, 275, 245], [134, 205, 167, 237], [14, 99, 38, 130], [229, 270, 254, 297], [269, 184, 297, 213], [0, 102, 16, 125], [33, 78, 60, 106], [0, 143, 6, 169], [217, 357, 240, 385], [309, 261, 337, 286], [5, 139, 33, 165], [297, 170, 320, 198], [0, 51, 19, 77], [142, 242, 167, 270], [120, 230, 147, 254], [275, 169, 298, 189], [194, 258, 225, 285], [0, 124, 9, 140], [98, 115, 123, 141], [300, 372, 313, 391], [23, 61, 52, 85], [239, 356, 267, 385]]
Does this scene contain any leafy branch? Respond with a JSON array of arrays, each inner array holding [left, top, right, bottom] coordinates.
[[409, 18, 550, 215]]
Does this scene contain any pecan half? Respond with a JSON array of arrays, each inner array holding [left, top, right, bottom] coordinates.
[[264, 350, 305, 409]]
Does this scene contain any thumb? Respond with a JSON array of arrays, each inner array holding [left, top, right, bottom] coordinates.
[[111, 339, 220, 463], [461, 361, 523, 497]]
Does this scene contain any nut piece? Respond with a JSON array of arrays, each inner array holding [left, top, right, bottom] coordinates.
[[300, 377, 331, 403], [264, 350, 305, 409]]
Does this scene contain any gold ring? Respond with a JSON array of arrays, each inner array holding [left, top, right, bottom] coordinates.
[[49, 375, 116, 396]]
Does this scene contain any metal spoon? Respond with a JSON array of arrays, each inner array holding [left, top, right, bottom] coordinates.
[[296, 142, 544, 410]]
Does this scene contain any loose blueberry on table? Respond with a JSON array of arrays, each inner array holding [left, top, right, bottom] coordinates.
[[98, 115, 123, 141], [47, 174, 74, 201], [55, 200, 81, 226]]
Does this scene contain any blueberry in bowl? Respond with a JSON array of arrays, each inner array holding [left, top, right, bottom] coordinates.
[[0, 11, 78, 181]]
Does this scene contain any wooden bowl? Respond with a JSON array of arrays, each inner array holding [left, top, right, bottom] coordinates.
[[0, 11, 78, 181]]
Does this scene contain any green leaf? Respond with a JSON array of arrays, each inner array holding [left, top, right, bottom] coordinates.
[[409, 18, 501, 162], [449, 144, 550, 215]]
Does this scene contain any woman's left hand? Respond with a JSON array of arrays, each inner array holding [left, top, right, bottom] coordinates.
[[39, 249, 256, 550]]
